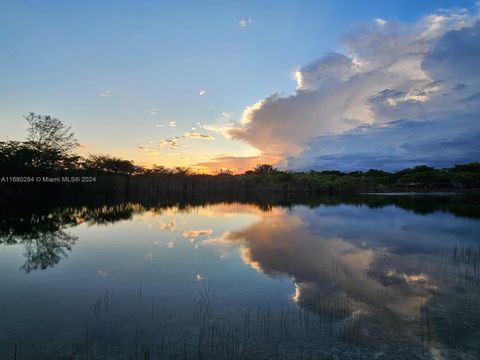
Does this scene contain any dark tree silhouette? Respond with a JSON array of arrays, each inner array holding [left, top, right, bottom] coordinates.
[[24, 112, 79, 170], [0, 140, 36, 172], [174, 167, 192, 176], [83, 154, 139, 174], [251, 164, 277, 175], [25, 112, 78, 154], [147, 165, 172, 174]]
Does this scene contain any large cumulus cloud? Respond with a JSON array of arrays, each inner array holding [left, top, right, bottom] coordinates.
[[229, 8, 480, 171]]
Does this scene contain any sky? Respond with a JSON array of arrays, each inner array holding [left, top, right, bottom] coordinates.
[[1, 0, 479, 173]]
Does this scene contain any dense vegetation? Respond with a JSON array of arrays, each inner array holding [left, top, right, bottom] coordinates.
[[1, 113, 479, 193]]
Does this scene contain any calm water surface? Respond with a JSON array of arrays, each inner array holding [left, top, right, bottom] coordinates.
[[1, 194, 480, 359]]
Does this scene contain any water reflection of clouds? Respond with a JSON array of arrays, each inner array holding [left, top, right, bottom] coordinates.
[[158, 219, 176, 231], [197, 203, 273, 218], [182, 229, 213, 238], [86, 201, 480, 334], [97, 269, 107, 277], [200, 204, 479, 328], [144, 204, 266, 252], [4, 197, 480, 357], [200, 200, 480, 358], [299, 205, 480, 251]]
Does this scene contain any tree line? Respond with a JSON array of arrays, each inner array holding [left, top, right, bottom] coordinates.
[[1, 113, 148, 175], [1, 113, 479, 190]]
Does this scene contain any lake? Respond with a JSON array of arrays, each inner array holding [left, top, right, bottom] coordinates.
[[1, 194, 480, 359]]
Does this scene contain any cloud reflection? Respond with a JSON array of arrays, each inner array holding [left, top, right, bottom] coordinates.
[[201, 202, 480, 334]]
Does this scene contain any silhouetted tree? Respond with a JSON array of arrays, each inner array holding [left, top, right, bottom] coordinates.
[[253, 164, 277, 175], [175, 167, 192, 176], [0, 140, 36, 172], [146, 165, 172, 174], [24, 112, 79, 170], [217, 169, 233, 176], [83, 154, 139, 174], [25, 113, 77, 153]]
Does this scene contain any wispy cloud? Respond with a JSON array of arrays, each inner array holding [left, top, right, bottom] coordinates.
[[155, 121, 176, 128], [182, 131, 215, 140], [196, 112, 237, 140], [200, 124, 233, 139], [100, 89, 112, 97], [239, 18, 253, 29], [152, 129, 216, 155], [159, 137, 180, 149], [221, 112, 233, 120], [199, 89, 207, 96]]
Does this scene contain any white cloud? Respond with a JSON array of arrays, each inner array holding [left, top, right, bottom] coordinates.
[[155, 130, 215, 153], [221, 112, 233, 120], [375, 18, 387, 26], [229, 7, 480, 170], [201, 125, 233, 139], [199, 89, 207, 96], [100, 90, 112, 97], [239, 18, 253, 29], [155, 121, 176, 128], [158, 219, 176, 231]]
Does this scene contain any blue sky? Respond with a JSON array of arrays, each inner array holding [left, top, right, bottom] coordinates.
[[1, 0, 478, 171]]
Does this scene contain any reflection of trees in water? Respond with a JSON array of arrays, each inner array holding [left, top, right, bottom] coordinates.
[[1, 193, 479, 275], [0, 203, 142, 273], [1, 194, 479, 358], [78, 203, 145, 225], [0, 211, 75, 272], [20, 230, 77, 273], [0, 210, 80, 273]]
